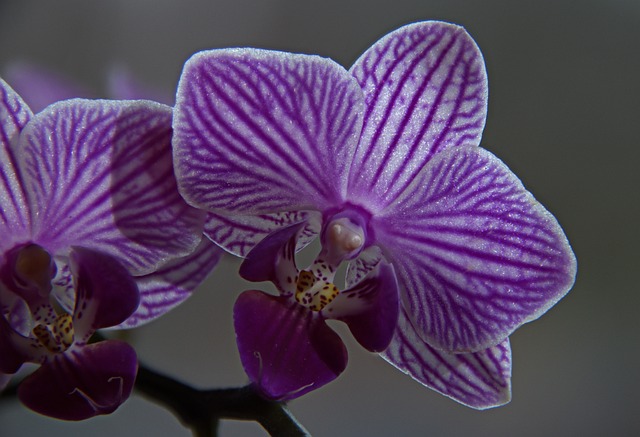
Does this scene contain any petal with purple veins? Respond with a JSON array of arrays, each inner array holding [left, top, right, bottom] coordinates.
[[18, 99, 204, 274], [117, 237, 223, 329], [234, 290, 347, 400], [382, 307, 511, 410], [0, 78, 32, 250], [375, 145, 577, 352], [173, 49, 364, 215], [18, 340, 137, 420], [348, 21, 488, 209]]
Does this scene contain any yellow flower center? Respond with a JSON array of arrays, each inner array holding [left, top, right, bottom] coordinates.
[[295, 270, 339, 311]]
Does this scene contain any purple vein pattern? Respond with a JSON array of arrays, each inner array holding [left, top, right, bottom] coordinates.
[[173, 21, 577, 409]]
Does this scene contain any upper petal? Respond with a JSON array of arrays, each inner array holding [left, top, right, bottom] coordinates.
[[347, 21, 488, 210], [374, 146, 577, 352], [117, 237, 223, 329], [17, 340, 137, 420], [0, 78, 32, 251], [173, 48, 364, 215], [18, 99, 204, 274], [382, 307, 511, 410]]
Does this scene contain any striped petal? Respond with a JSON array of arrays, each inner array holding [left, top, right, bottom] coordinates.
[[117, 237, 223, 329], [382, 307, 511, 410], [347, 21, 488, 210], [375, 146, 577, 352], [173, 49, 364, 215], [204, 210, 320, 257], [18, 99, 204, 274], [0, 78, 32, 251]]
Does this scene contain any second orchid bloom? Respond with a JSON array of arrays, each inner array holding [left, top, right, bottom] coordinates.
[[171, 21, 577, 408]]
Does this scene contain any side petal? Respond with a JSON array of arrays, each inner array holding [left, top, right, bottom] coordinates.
[[70, 246, 139, 340], [173, 49, 364, 214], [116, 237, 223, 329], [0, 78, 32, 251], [205, 210, 320, 257], [19, 99, 204, 274], [375, 146, 577, 352], [0, 308, 41, 373], [324, 261, 399, 353], [348, 21, 488, 209], [18, 340, 137, 420], [382, 307, 511, 409], [239, 222, 305, 295], [234, 290, 347, 401]]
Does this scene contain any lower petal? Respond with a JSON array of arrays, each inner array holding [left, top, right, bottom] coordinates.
[[234, 290, 347, 401], [18, 340, 137, 420], [381, 307, 511, 409]]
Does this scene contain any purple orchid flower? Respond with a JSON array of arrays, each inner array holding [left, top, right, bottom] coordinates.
[[0, 78, 218, 420], [172, 21, 577, 408]]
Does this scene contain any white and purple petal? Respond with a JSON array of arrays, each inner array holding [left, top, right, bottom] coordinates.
[[347, 21, 488, 209], [17, 340, 137, 420], [118, 237, 223, 329], [382, 308, 511, 409], [204, 210, 320, 257], [0, 78, 32, 251], [234, 290, 347, 401], [173, 49, 364, 215], [375, 146, 577, 352], [18, 99, 204, 274]]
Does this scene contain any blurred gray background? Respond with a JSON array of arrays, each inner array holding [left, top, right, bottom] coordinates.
[[1, 0, 638, 435]]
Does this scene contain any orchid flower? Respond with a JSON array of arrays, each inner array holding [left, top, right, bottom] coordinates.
[[0, 78, 218, 420], [172, 21, 577, 408]]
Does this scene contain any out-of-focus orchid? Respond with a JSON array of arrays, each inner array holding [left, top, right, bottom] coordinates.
[[0, 78, 217, 419], [3, 61, 173, 112], [172, 21, 576, 408]]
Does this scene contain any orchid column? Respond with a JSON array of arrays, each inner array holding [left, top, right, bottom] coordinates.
[[172, 21, 576, 408]]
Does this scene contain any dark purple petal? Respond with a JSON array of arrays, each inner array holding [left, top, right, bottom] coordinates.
[[18, 340, 137, 420], [117, 237, 223, 329], [204, 210, 320, 257], [382, 308, 511, 409], [173, 49, 364, 215], [348, 21, 488, 209], [0, 78, 32, 251], [239, 222, 305, 294], [324, 261, 399, 352], [3, 62, 93, 112], [69, 247, 139, 340], [375, 146, 577, 352], [234, 290, 347, 400], [18, 99, 204, 274]]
